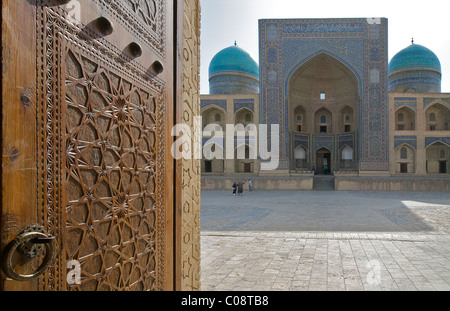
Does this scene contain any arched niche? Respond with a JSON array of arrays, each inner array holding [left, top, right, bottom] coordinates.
[[235, 108, 254, 126], [287, 53, 360, 135], [395, 106, 416, 131], [425, 102, 450, 131], [294, 146, 307, 168], [291, 105, 307, 133], [426, 142, 449, 174], [315, 107, 332, 134], [201, 106, 226, 131], [395, 144, 416, 174]]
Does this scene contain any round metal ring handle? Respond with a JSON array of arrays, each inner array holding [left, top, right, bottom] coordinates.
[[1, 232, 56, 281]]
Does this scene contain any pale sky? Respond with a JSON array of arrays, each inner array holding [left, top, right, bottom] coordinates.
[[200, 0, 450, 94]]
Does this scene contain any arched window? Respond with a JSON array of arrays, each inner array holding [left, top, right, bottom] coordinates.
[[245, 113, 252, 122], [429, 113, 436, 122], [294, 146, 307, 168], [320, 115, 327, 123], [400, 147, 408, 159], [295, 146, 306, 160], [398, 113, 404, 122], [342, 146, 353, 161], [215, 113, 221, 122]]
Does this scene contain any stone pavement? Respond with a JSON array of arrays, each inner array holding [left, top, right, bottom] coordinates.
[[200, 190, 450, 291]]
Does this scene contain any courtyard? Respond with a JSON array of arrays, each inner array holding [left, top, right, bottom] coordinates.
[[200, 190, 450, 291]]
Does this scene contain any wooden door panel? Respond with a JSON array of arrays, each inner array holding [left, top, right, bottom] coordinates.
[[61, 48, 165, 291], [2, 0, 174, 291]]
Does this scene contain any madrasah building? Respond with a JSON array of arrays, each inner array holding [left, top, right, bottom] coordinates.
[[200, 18, 450, 191]]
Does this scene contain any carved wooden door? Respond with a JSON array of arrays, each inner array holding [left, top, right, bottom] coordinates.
[[1, 0, 175, 291]]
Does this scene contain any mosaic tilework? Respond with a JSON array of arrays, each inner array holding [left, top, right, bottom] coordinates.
[[313, 135, 334, 152], [259, 18, 389, 171], [425, 137, 450, 148], [234, 98, 255, 113], [210, 74, 259, 95], [389, 72, 442, 93], [200, 99, 227, 112], [338, 134, 356, 150], [394, 136, 418, 150], [394, 97, 417, 111], [293, 134, 310, 150], [423, 97, 450, 109]]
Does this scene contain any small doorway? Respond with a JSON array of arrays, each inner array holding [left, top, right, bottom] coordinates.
[[205, 161, 212, 173], [400, 163, 408, 173], [244, 163, 252, 173], [439, 161, 447, 174], [316, 148, 332, 175]]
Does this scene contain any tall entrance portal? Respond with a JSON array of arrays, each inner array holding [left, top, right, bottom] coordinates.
[[287, 53, 359, 173], [259, 18, 390, 174]]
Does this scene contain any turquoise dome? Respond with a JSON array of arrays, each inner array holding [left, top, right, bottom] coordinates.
[[388, 44, 441, 74], [209, 45, 259, 79]]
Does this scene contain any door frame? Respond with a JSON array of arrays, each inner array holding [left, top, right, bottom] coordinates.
[[316, 148, 332, 175]]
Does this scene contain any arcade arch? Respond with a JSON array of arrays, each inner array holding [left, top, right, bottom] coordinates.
[[395, 144, 416, 174], [395, 106, 416, 131], [201, 106, 226, 130], [425, 103, 450, 131], [426, 142, 449, 174]]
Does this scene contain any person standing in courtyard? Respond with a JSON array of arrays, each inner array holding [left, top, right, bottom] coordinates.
[[248, 179, 253, 192], [237, 181, 244, 196], [232, 181, 237, 196]]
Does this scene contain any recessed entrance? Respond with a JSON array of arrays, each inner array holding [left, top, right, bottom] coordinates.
[[244, 163, 252, 173], [316, 148, 332, 175], [440, 161, 447, 174], [205, 161, 212, 173]]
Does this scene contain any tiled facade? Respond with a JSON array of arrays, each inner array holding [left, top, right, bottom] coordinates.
[[259, 18, 389, 173], [200, 18, 450, 185]]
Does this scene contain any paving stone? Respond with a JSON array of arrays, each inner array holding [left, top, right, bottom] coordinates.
[[200, 191, 450, 291]]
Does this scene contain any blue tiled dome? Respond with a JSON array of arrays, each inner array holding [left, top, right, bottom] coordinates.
[[388, 43, 442, 93], [388, 44, 441, 75], [209, 45, 259, 79]]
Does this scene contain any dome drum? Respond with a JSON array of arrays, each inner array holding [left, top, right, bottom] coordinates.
[[209, 74, 259, 95], [389, 70, 442, 93]]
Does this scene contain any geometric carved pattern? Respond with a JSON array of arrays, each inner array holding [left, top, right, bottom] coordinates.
[[64, 49, 160, 291], [125, 0, 158, 30], [36, 1, 168, 291], [102, 0, 165, 56]]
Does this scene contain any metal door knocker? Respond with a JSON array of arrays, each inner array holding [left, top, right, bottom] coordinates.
[[0, 224, 56, 281]]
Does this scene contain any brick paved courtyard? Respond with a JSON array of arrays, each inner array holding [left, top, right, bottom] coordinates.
[[200, 190, 450, 291]]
